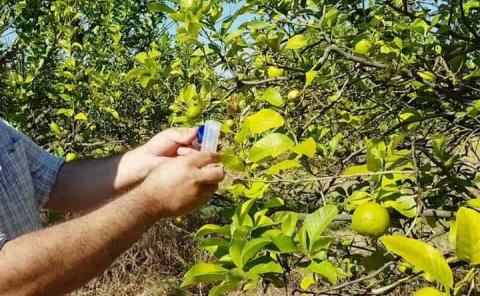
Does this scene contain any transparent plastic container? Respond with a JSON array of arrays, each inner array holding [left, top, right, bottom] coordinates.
[[198, 120, 221, 153]]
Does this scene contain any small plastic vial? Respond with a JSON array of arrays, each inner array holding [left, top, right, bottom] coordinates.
[[198, 120, 221, 153]]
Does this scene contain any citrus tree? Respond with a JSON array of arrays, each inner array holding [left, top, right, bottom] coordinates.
[[141, 0, 480, 295], [1, 0, 180, 159]]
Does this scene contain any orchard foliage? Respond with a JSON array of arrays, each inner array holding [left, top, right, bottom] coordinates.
[[1, 0, 180, 158], [2, 0, 480, 295]]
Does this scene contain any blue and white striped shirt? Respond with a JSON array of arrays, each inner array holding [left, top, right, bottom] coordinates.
[[0, 119, 64, 249]]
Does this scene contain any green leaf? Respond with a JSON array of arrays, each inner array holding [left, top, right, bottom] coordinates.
[[292, 137, 316, 158], [56, 108, 74, 117], [467, 198, 480, 210], [260, 87, 284, 106], [367, 139, 386, 172], [455, 207, 480, 265], [411, 19, 430, 35], [241, 238, 271, 266], [246, 261, 283, 280], [195, 224, 230, 239], [148, 2, 175, 13], [209, 282, 239, 296], [305, 70, 317, 87], [343, 165, 369, 175], [302, 205, 338, 250], [243, 182, 269, 199], [125, 67, 147, 81], [412, 287, 445, 296], [221, 149, 245, 172], [264, 197, 285, 209], [248, 133, 293, 163], [266, 159, 301, 175], [135, 52, 149, 64], [270, 234, 297, 253], [384, 196, 417, 218], [464, 1, 480, 12], [285, 34, 308, 50], [181, 263, 228, 288], [380, 235, 453, 289], [300, 274, 315, 290], [281, 212, 298, 236], [74, 112, 87, 121], [417, 71, 436, 82], [245, 109, 284, 134], [308, 261, 338, 284], [49, 122, 61, 136], [229, 238, 244, 268]]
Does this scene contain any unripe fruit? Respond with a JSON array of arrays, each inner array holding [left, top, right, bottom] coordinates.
[[186, 105, 202, 119], [225, 119, 235, 128], [238, 100, 247, 109], [352, 202, 390, 237], [65, 152, 77, 162], [174, 217, 183, 225], [287, 89, 301, 100], [354, 39, 373, 55], [266, 66, 284, 78]]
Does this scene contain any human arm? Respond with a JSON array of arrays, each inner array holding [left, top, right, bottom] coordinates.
[[46, 128, 199, 213], [0, 152, 223, 296]]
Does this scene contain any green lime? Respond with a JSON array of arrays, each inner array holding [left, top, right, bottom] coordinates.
[[352, 202, 390, 237], [354, 39, 373, 55]]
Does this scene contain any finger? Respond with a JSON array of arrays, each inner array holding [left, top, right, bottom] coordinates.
[[185, 152, 221, 168], [199, 166, 224, 184], [163, 127, 198, 145], [177, 146, 200, 156], [198, 184, 219, 200]]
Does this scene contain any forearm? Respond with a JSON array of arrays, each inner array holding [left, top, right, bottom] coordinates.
[[0, 187, 155, 296], [48, 147, 152, 212]]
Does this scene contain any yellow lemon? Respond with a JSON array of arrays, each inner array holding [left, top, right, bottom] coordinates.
[[267, 66, 284, 78], [352, 202, 390, 237], [65, 152, 77, 162], [354, 39, 373, 55], [287, 89, 301, 100]]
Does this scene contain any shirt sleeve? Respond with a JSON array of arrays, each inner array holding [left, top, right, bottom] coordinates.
[[0, 233, 8, 250], [3, 120, 65, 206]]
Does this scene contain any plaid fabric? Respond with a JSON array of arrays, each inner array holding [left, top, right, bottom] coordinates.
[[0, 119, 64, 248]]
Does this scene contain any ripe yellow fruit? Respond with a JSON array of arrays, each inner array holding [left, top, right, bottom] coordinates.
[[225, 119, 235, 128], [287, 89, 301, 100], [267, 66, 284, 78], [352, 202, 390, 237], [65, 152, 77, 162], [413, 287, 445, 296], [354, 39, 373, 55], [186, 105, 202, 119], [174, 217, 183, 225]]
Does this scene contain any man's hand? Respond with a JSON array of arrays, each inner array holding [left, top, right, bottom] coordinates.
[[119, 128, 200, 188], [48, 127, 202, 213], [139, 152, 224, 218]]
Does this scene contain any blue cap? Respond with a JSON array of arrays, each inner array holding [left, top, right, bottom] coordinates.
[[197, 125, 205, 143]]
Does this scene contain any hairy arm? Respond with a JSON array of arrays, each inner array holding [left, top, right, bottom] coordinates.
[[47, 149, 152, 212], [47, 128, 198, 213], [0, 188, 153, 296], [0, 152, 223, 296]]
